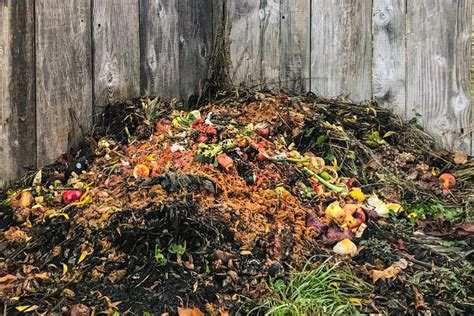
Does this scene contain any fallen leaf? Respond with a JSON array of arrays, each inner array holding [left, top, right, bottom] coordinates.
[[3, 227, 28, 243], [0, 274, 17, 284], [382, 131, 396, 138], [63, 288, 76, 297], [177, 307, 205, 316], [413, 286, 426, 309], [16, 305, 39, 313], [62, 263, 68, 275], [348, 297, 362, 306], [453, 152, 468, 165], [34, 272, 49, 279], [370, 259, 407, 283], [78, 251, 88, 264], [219, 309, 230, 316], [33, 169, 42, 186]]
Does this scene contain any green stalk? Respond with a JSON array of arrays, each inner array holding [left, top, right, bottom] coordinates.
[[301, 167, 344, 193]]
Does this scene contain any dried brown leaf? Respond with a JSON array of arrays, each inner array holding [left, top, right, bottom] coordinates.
[[453, 152, 468, 165], [177, 307, 205, 316]]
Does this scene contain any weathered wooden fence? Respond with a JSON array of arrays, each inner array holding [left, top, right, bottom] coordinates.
[[0, 0, 472, 188]]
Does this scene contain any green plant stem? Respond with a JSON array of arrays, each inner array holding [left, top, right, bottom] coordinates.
[[301, 167, 344, 193]]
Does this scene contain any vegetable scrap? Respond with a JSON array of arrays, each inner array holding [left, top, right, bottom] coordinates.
[[0, 91, 472, 315]]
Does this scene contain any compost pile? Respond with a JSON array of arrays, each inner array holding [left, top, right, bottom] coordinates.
[[1, 91, 473, 315]]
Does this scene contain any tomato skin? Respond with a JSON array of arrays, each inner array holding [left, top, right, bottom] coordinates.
[[256, 153, 267, 161]]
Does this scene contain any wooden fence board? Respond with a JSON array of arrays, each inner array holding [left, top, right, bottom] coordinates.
[[373, 0, 406, 116], [0, 0, 36, 188], [310, 0, 372, 101], [35, 0, 92, 166], [407, 0, 472, 153], [178, 0, 213, 104], [140, 0, 180, 99], [261, 0, 281, 88], [228, 0, 262, 87], [93, 0, 140, 114], [280, 0, 310, 93]]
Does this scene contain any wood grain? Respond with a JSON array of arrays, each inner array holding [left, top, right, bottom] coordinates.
[[35, 0, 93, 166], [406, 0, 472, 153], [471, 7, 474, 154], [261, 0, 281, 88], [178, 0, 213, 105], [93, 0, 140, 115], [0, 0, 36, 188], [310, 0, 372, 101], [280, 0, 310, 93], [228, 0, 262, 87], [140, 0, 180, 99], [373, 0, 406, 116]]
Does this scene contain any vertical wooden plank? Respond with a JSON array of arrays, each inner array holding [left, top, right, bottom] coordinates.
[[280, 0, 310, 93], [406, 0, 472, 153], [261, 0, 281, 88], [140, 0, 180, 99], [0, 0, 35, 188], [471, 5, 474, 155], [93, 0, 140, 113], [373, 0, 406, 116], [178, 0, 213, 104], [35, 0, 92, 166], [228, 0, 262, 87], [310, 0, 372, 101]]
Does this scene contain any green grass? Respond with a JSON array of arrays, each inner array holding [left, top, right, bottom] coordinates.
[[252, 258, 369, 316], [403, 202, 468, 223]]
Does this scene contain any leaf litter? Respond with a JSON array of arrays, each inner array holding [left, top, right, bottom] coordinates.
[[0, 91, 473, 315]]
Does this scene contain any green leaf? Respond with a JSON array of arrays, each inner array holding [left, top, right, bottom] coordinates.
[[324, 153, 336, 163], [154, 245, 167, 266], [168, 243, 186, 255], [316, 135, 327, 145]]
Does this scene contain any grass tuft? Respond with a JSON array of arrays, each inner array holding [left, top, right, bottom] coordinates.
[[253, 258, 369, 316]]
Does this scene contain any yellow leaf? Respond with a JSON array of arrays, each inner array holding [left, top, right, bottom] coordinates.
[[34, 272, 49, 279], [146, 154, 157, 161], [193, 281, 198, 293], [49, 213, 70, 220], [16, 305, 39, 312], [78, 251, 88, 264], [62, 263, 68, 275], [99, 211, 110, 224], [431, 167, 439, 176], [348, 297, 362, 306]]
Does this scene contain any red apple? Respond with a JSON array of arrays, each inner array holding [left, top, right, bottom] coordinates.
[[256, 128, 270, 138], [63, 190, 83, 204], [439, 173, 455, 189]]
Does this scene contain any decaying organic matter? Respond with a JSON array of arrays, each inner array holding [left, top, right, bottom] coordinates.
[[1, 91, 472, 315]]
